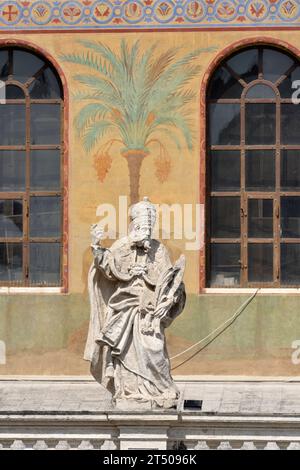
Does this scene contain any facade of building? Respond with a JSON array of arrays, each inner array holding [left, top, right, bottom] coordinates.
[[1, 0, 300, 450]]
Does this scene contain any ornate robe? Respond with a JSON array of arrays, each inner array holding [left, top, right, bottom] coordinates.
[[84, 236, 186, 408]]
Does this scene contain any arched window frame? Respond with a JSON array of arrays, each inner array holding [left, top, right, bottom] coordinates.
[[200, 38, 300, 291], [0, 41, 68, 292]]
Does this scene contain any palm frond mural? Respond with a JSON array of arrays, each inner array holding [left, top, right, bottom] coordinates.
[[61, 40, 216, 204]]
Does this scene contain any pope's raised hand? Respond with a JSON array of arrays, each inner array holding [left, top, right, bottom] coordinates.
[[90, 223, 104, 247]]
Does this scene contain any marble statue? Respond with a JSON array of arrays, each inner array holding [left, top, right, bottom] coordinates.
[[84, 197, 186, 409]]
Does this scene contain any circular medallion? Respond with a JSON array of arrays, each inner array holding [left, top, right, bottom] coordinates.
[[1, 2, 22, 25], [92, 1, 114, 24], [215, 0, 237, 22], [61, 1, 83, 25], [153, 0, 175, 23], [278, 0, 299, 21], [185, 0, 206, 22], [30, 1, 53, 25], [123, 1, 144, 23], [246, 0, 269, 22]]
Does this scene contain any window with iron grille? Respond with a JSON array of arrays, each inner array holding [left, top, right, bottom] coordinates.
[[207, 46, 300, 287], [0, 47, 63, 287]]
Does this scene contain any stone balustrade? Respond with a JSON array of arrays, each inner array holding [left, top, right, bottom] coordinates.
[[1, 378, 300, 450]]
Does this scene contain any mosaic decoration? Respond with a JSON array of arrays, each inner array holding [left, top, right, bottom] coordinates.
[[1, 0, 300, 29]]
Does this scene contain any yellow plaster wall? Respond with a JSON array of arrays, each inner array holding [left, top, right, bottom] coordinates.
[[2, 30, 300, 376], [1, 30, 299, 295]]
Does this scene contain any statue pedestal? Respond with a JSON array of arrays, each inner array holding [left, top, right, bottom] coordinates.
[[115, 399, 153, 411]]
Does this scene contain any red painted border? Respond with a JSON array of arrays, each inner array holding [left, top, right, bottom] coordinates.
[[199, 36, 300, 292], [0, 38, 69, 293]]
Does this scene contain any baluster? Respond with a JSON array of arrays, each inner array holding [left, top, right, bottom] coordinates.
[[78, 440, 94, 450], [10, 440, 26, 450], [287, 442, 300, 450], [55, 440, 71, 450], [240, 441, 256, 450], [264, 442, 280, 450], [194, 440, 210, 450], [101, 440, 119, 450], [217, 441, 233, 450], [33, 440, 48, 450]]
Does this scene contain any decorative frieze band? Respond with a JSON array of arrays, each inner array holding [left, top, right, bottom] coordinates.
[[1, 1, 300, 30]]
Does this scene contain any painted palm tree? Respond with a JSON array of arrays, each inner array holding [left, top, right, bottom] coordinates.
[[61, 40, 215, 204]]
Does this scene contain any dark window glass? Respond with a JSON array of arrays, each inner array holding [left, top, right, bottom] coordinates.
[[31, 104, 61, 145], [29, 196, 61, 238], [281, 243, 300, 285], [281, 104, 300, 145], [30, 150, 60, 191], [0, 243, 22, 281], [278, 66, 300, 98], [226, 49, 258, 83], [210, 243, 240, 286], [281, 197, 300, 238], [245, 150, 275, 191], [208, 67, 243, 99], [263, 48, 293, 82], [29, 68, 62, 99], [248, 199, 273, 238], [281, 150, 300, 190], [13, 50, 44, 83], [245, 103, 276, 145], [0, 200, 22, 237], [0, 151, 26, 191], [248, 243, 273, 282], [0, 47, 63, 287], [5, 85, 24, 99], [29, 243, 60, 285], [210, 150, 240, 191], [0, 50, 9, 81], [245, 84, 275, 99], [211, 197, 240, 238], [209, 103, 240, 145], [0, 104, 26, 145], [207, 46, 300, 287]]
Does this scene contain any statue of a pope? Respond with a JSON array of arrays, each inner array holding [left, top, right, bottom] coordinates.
[[84, 197, 186, 409]]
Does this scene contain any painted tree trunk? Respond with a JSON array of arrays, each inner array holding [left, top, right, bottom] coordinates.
[[122, 150, 147, 205]]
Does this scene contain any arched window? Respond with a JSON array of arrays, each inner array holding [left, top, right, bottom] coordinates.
[[0, 47, 63, 287], [207, 46, 300, 287]]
